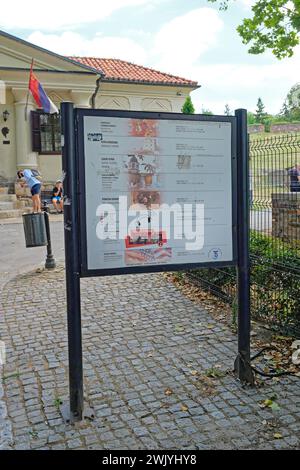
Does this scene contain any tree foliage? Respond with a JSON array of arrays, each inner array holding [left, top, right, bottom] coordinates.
[[247, 111, 256, 125], [209, 0, 300, 59], [182, 96, 195, 114], [279, 100, 290, 119], [255, 97, 267, 122], [224, 103, 231, 115], [269, 83, 300, 121], [286, 83, 300, 107], [284, 83, 300, 120]]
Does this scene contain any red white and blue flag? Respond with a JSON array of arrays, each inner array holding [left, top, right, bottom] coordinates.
[[29, 62, 58, 114]]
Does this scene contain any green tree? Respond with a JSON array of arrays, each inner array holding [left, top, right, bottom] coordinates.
[[280, 83, 300, 120], [182, 96, 195, 114], [209, 1, 300, 59], [279, 100, 290, 120], [224, 104, 231, 116], [247, 112, 256, 125], [286, 83, 300, 108], [255, 97, 267, 123], [290, 108, 300, 120]]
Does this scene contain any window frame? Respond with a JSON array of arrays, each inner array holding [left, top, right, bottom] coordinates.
[[31, 110, 61, 155]]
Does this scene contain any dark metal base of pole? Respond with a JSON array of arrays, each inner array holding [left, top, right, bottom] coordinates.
[[60, 402, 95, 424], [234, 352, 255, 385], [43, 211, 56, 269], [45, 256, 56, 269]]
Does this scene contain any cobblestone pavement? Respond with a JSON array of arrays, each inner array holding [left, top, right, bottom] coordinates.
[[0, 219, 64, 449], [0, 265, 299, 450]]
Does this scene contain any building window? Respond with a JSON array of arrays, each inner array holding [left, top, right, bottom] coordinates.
[[31, 111, 61, 154]]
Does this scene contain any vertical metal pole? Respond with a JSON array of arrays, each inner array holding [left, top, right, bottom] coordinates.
[[234, 109, 255, 384], [61, 102, 84, 420], [44, 211, 56, 269]]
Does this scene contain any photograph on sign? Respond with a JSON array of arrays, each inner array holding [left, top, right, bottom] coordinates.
[[79, 112, 235, 273]]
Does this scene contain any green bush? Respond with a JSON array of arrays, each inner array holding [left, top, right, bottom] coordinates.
[[190, 231, 300, 329], [182, 96, 195, 114]]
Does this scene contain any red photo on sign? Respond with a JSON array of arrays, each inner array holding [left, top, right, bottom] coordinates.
[[130, 119, 158, 137], [125, 230, 167, 249]]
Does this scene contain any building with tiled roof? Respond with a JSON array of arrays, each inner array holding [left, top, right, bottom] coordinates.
[[70, 57, 199, 87], [0, 29, 199, 194]]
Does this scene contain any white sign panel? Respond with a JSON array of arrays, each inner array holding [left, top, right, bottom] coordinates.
[[82, 115, 234, 272]]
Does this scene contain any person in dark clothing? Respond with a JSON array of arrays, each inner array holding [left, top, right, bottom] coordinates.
[[52, 180, 64, 213], [288, 164, 300, 192]]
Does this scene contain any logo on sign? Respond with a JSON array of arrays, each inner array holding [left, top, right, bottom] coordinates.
[[209, 248, 222, 261], [87, 132, 103, 142]]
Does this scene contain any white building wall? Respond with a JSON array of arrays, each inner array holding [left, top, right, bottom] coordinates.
[[0, 89, 17, 184], [1, 77, 194, 185]]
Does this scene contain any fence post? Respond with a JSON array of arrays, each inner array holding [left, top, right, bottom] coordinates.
[[61, 102, 84, 421], [234, 109, 255, 384]]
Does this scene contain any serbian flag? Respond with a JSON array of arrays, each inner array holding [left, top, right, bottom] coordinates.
[[29, 63, 58, 114]]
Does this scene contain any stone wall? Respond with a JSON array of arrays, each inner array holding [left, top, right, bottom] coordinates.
[[272, 193, 300, 243], [248, 124, 265, 134], [270, 123, 300, 133]]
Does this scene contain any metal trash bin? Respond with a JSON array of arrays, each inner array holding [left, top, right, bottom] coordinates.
[[22, 212, 48, 248]]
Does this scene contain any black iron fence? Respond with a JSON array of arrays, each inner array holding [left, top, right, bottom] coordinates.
[[189, 134, 300, 336]]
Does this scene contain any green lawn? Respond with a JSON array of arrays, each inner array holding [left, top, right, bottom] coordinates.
[[249, 132, 300, 203]]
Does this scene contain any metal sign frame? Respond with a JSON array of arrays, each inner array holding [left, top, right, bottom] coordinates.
[[76, 108, 238, 277], [61, 103, 254, 423]]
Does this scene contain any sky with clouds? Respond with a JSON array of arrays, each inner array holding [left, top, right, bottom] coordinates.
[[0, 0, 299, 114]]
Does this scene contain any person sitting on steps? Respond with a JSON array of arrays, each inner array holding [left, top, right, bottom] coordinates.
[[52, 180, 64, 213]]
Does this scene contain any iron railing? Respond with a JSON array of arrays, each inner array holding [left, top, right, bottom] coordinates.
[[188, 134, 300, 335]]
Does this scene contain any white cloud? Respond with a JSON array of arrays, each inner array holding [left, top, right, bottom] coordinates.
[[153, 8, 223, 74], [27, 31, 147, 63], [21, 5, 300, 116], [189, 52, 300, 114], [0, 0, 152, 30], [27, 7, 223, 76]]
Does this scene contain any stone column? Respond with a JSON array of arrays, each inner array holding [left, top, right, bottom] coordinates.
[[12, 88, 38, 170]]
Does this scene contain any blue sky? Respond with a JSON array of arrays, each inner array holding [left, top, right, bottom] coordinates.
[[1, 0, 298, 114]]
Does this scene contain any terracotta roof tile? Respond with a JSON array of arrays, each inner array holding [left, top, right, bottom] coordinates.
[[69, 57, 198, 87]]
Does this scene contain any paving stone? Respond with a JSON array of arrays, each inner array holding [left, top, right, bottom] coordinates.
[[1, 267, 299, 450], [67, 438, 83, 449]]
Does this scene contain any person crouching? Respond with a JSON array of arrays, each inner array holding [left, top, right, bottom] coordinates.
[[17, 169, 42, 213]]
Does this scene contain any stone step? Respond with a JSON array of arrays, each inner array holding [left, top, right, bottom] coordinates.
[[0, 202, 15, 210], [0, 187, 9, 194], [0, 194, 17, 202], [14, 200, 28, 209], [0, 208, 32, 220], [0, 200, 26, 210]]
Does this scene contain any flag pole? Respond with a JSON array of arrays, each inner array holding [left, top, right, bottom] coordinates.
[[25, 58, 34, 121]]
